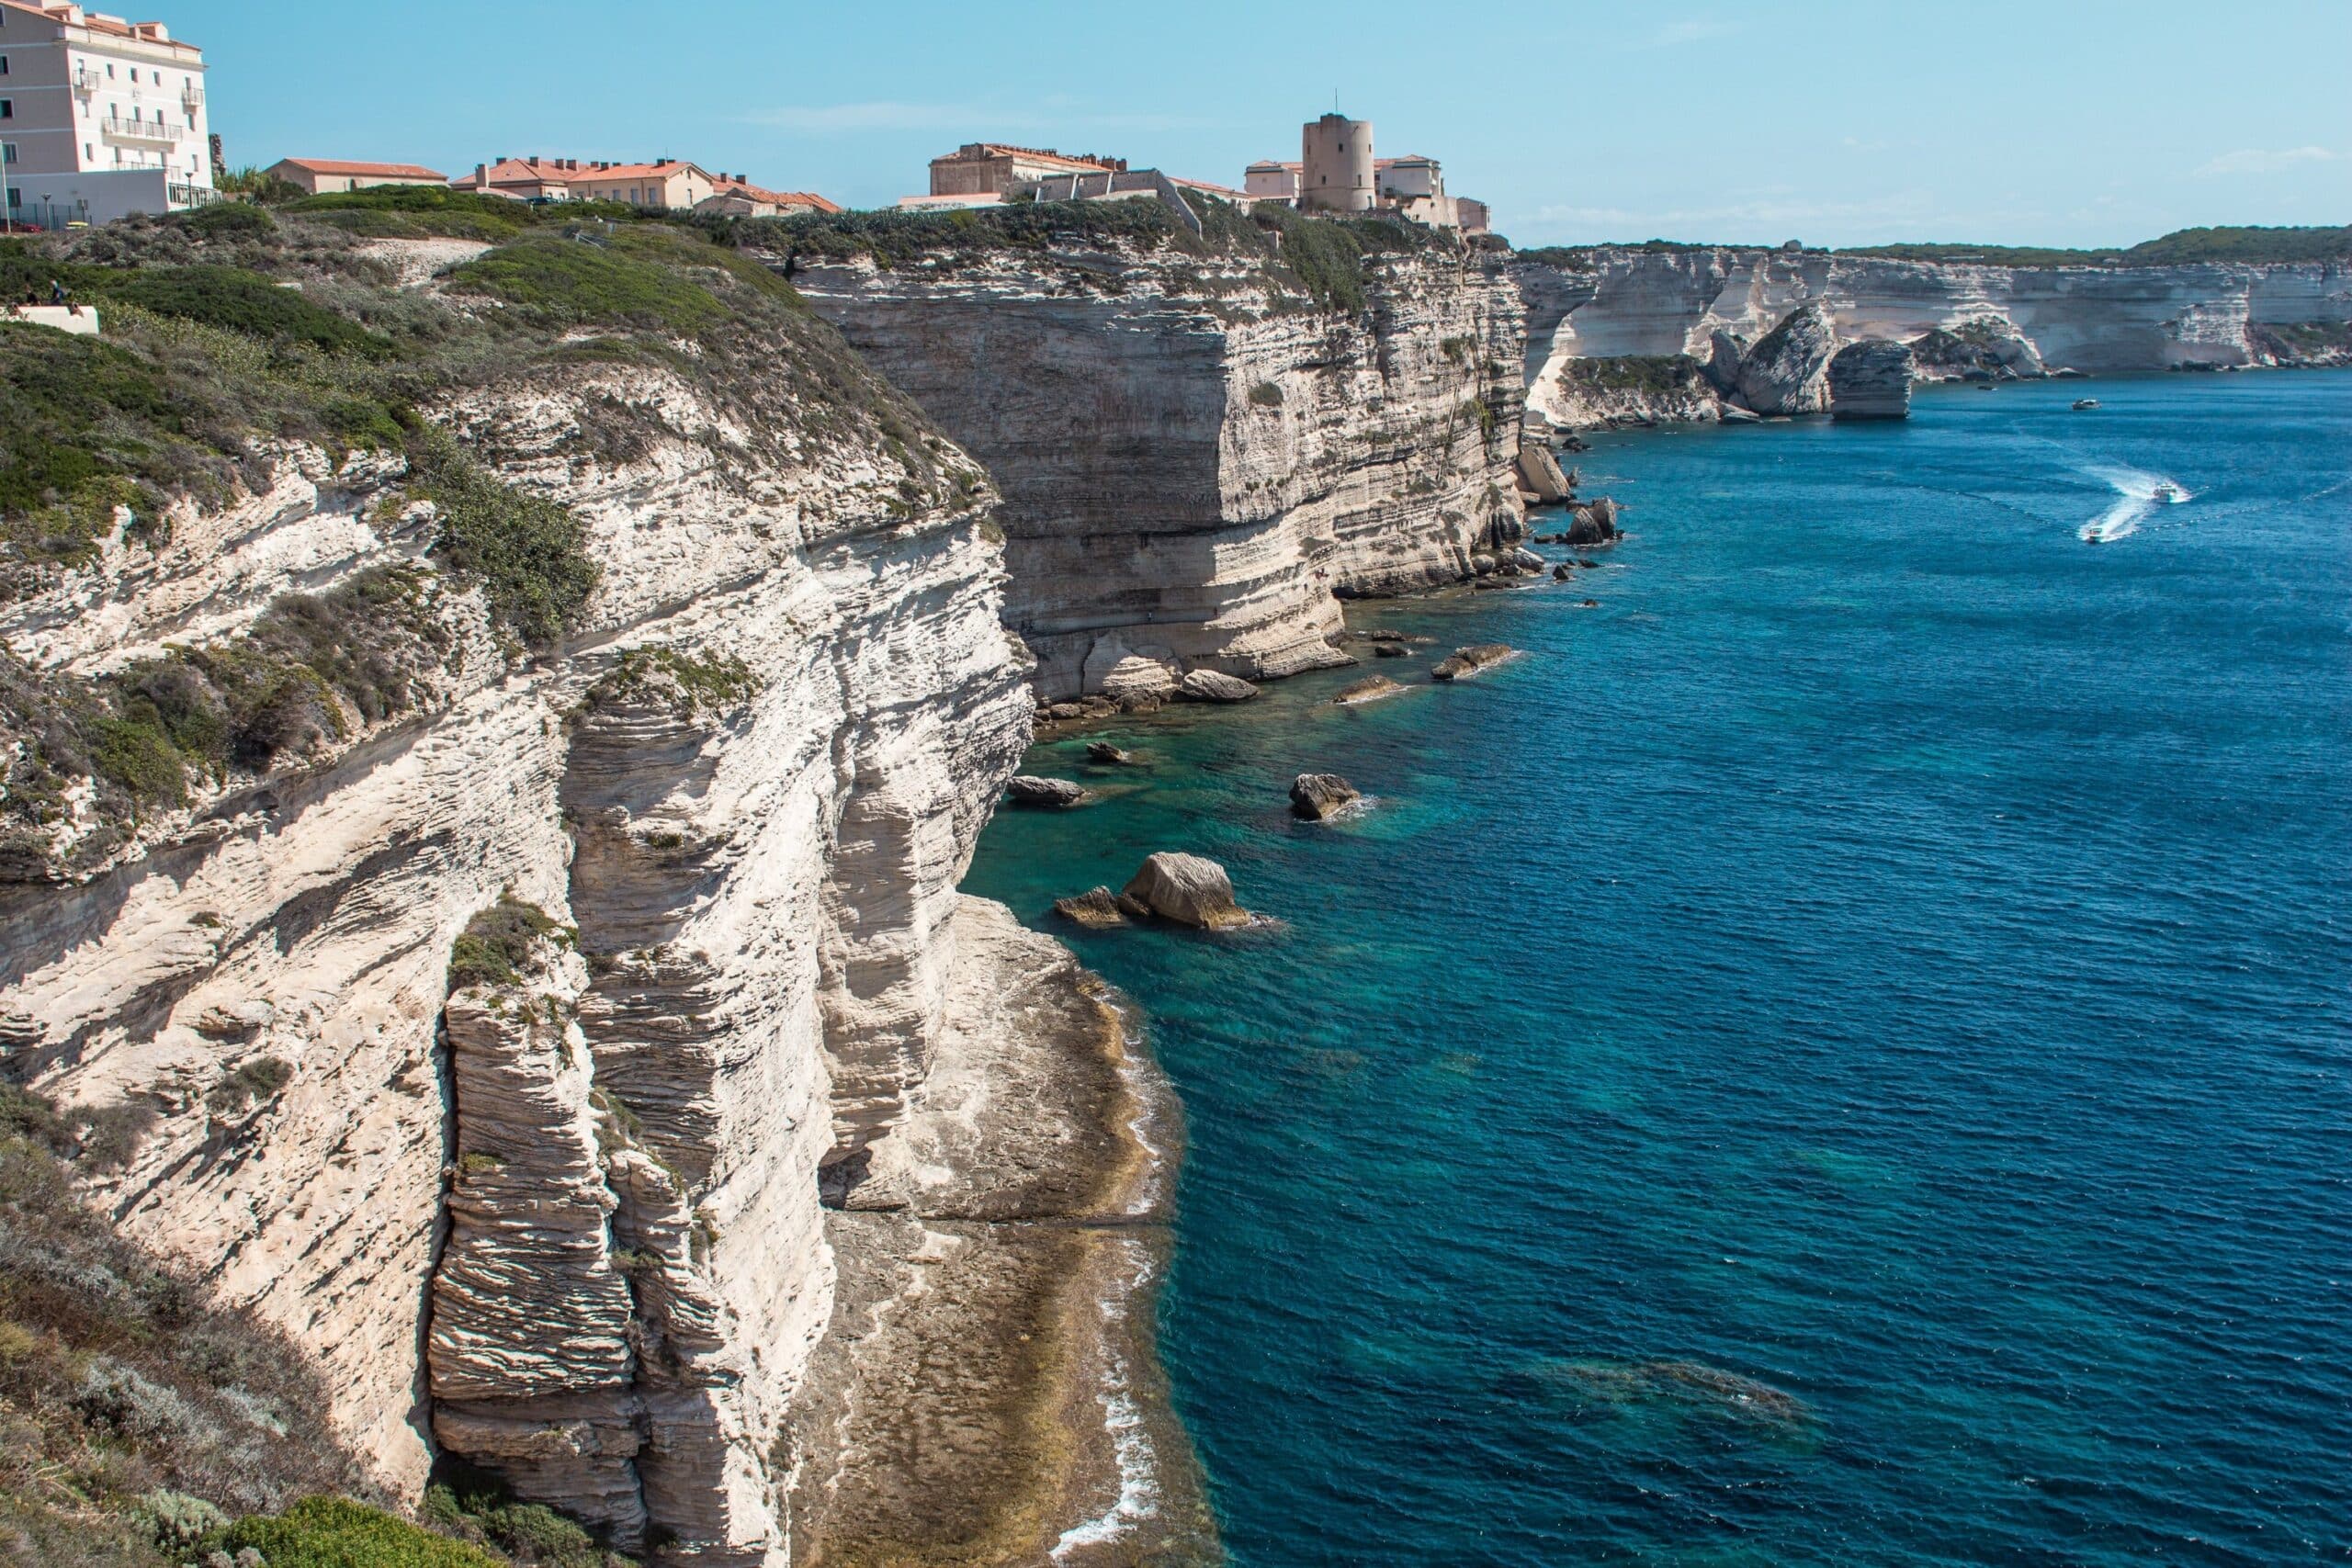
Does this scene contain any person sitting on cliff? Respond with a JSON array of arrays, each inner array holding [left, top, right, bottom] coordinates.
[[49, 278, 65, 306]]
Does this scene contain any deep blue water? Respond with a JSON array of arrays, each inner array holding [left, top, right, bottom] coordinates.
[[963, 373, 2352, 1566]]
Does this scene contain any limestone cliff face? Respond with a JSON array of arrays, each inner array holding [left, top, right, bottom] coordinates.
[[796, 241, 1528, 700], [1519, 245, 2352, 424], [0, 275, 1031, 1562]]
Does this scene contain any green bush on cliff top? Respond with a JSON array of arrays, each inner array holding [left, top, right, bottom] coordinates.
[[212, 1498, 506, 1568]]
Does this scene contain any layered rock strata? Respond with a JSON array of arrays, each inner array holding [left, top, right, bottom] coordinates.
[[795, 238, 1529, 701], [2, 245, 1032, 1562], [1828, 340, 1916, 420], [1517, 245, 2352, 426]]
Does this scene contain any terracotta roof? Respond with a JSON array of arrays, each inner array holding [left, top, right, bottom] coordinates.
[[0, 1, 200, 51], [459, 157, 708, 189], [710, 177, 841, 213], [276, 158, 446, 181], [941, 143, 1115, 174]]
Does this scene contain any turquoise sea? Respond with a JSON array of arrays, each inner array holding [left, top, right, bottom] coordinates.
[[962, 372, 2352, 1565]]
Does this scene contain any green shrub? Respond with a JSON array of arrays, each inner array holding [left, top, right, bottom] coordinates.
[[449, 231, 726, 332], [448, 897, 561, 991], [1248, 381, 1283, 408], [106, 265, 394, 358], [205, 1057, 292, 1114], [139, 1488, 229, 1551], [411, 434, 599, 649], [585, 647, 759, 717], [213, 1497, 507, 1568]]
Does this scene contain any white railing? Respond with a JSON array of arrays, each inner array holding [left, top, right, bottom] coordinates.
[[73, 66, 103, 94], [100, 112, 181, 146], [167, 181, 219, 209], [181, 85, 204, 110]]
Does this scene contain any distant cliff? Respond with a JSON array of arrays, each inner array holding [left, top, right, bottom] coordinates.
[[779, 203, 1530, 700], [1514, 234, 2352, 428]]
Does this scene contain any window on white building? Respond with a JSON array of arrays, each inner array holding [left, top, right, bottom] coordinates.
[[1, 54, 10, 73], [2, 142, 16, 164], [0, 99, 10, 118], [107, 62, 115, 77]]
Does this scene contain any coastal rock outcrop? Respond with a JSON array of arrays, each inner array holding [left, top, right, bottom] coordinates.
[[1121, 852, 1251, 929], [1290, 773, 1362, 820], [1178, 668, 1261, 704], [1051, 886, 1133, 930], [1333, 674, 1407, 705], [1431, 644, 1517, 682], [794, 221, 1530, 701], [1734, 302, 1838, 415], [1005, 775, 1093, 808], [1828, 340, 1915, 419], [1515, 243, 2352, 429]]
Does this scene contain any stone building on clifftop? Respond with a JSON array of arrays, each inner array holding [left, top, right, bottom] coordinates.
[[1248, 113, 1489, 231]]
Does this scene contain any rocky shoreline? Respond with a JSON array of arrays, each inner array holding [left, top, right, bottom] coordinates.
[[786, 897, 1215, 1567]]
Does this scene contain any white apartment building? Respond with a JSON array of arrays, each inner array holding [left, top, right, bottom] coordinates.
[[0, 1, 213, 229]]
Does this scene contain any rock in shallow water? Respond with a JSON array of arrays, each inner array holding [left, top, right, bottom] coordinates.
[[1178, 669, 1261, 704], [1121, 852, 1251, 929], [1290, 773, 1362, 820], [1052, 886, 1130, 929], [1333, 675, 1407, 705], [1004, 776, 1091, 808], [1430, 644, 1516, 682], [1084, 741, 1135, 765]]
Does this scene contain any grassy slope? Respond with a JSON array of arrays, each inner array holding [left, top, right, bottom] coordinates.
[[0, 191, 957, 882]]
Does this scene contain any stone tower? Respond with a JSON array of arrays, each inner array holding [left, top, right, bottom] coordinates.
[[1299, 112, 1374, 213]]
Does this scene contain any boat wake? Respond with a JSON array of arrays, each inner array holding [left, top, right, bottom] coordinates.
[[2080, 465, 2189, 544]]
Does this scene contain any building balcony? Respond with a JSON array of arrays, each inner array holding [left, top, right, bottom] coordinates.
[[100, 113, 182, 147], [181, 85, 204, 110], [73, 66, 103, 94]]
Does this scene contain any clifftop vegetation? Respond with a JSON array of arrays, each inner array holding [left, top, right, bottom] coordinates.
[[1516, 226, 2351, 270], [728, 193, 1460, 315], [0, 191, 959, 884]]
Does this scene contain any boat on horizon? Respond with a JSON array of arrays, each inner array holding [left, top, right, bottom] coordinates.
[[2073, 397, 2100, 410]]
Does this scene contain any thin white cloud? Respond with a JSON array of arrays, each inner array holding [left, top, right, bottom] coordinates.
[[2193, 145, 2346, 176]]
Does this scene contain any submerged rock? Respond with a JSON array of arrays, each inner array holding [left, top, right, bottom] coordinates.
[[1084, 741, 1135, 765], [1121, 852, 1251, 929], [1052, 886, 1129, 930], [1430, 644, 1516, 682], [1290, 773, 1362, 821], [1333, 675, 1407, 705], [1828, 339, 1914, 420], [1372, 641, 1409, 659], [1004, 776, 1091, 809], [1522, 1356, 1813, 1431], [1177, 669, 1261, 704]]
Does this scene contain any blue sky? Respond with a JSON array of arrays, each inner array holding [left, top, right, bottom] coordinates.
[[174, 0, 2348, 247]]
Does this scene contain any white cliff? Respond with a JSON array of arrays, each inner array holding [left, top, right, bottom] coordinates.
[[1517, 244, 2352, 426], [793, 231, 1530, 701], [0, 247, 1032, 1564]]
